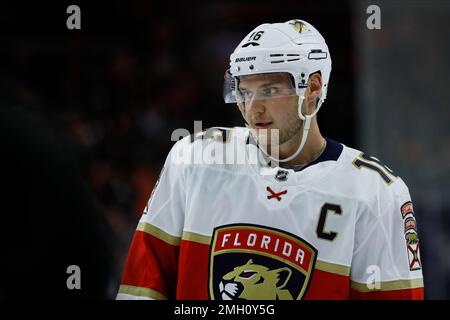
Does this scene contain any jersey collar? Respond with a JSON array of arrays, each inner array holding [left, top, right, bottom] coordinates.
[[246, 134, 343, 171], [279, 138, 343, 172]]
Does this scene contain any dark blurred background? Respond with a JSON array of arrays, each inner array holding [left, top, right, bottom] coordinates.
[[0, 0, 447, 299]]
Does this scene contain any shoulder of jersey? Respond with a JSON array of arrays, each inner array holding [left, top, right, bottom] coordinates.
[[175, 126, 248, 149], [168, 126, 249, 168], [334, 144, 410, 203]]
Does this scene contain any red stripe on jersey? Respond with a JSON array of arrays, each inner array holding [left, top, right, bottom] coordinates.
[[120, 230, 179, 299], [176, 239, 210, 299], [350, 287, 424, 300], [304, 269, 350, 300]]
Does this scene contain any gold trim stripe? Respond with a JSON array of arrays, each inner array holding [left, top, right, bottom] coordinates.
[[158, 229, 351, 277], [118, 285, 168, 300], [137, 222, 181, 246], [351, 278, 424, 292], [182, 231, 211, 245], [135, 227, 352, 278], [315, 260, 350, 276]]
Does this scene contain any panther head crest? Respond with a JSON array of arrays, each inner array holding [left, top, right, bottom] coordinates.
[[219, 259, 293, 300]]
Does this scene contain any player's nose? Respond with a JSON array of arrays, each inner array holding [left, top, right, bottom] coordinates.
[[246, 97, 266, 115]]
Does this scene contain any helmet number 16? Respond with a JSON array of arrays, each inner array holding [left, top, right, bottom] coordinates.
[[248, 30, 265, 42]]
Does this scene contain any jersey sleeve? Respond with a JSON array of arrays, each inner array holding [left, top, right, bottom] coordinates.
[[350, 180, 424, 300], [116, 139, 188, 300]]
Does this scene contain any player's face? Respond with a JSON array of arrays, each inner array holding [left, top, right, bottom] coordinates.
[[238, 73, 301, 147]]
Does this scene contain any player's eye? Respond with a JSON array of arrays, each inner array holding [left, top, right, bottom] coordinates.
[[238, 270, 257, 279], [262, 87, 279, 97], [240, 90, 253, 100]]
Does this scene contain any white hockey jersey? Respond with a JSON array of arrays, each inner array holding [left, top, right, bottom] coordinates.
[[117, 127, 424, 300]]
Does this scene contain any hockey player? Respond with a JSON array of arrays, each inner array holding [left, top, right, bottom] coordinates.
[[117, 19, 424, 300]]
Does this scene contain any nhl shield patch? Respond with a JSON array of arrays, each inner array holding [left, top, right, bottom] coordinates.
[[208, 224, 317, 300]]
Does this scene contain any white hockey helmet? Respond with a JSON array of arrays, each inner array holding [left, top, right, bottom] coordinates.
[[224, 19, 331, 104], [223, 19, 332, 162]]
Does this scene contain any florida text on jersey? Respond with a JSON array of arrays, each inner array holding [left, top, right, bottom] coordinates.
[[117, 127, 424, 300]]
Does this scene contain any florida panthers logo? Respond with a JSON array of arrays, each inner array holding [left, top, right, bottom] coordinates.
[[209, 224, 317, 300]]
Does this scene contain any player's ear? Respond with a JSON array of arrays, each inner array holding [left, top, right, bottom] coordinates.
[[306, 72, 322, 112], [308, 72, 322, 97], [273, 267, 292, 289]]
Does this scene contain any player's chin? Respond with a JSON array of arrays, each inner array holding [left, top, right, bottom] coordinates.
[[254, 130, 282, 147]]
